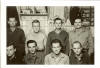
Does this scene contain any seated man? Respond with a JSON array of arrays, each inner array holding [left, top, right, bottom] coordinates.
[[45, 39, 69, 65], [24, 40, 43, 64], [69, 41, 90, 64], [7, 43, 24, 64]]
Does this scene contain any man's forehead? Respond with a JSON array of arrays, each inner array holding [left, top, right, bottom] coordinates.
[[75, 19, 81, 22], [73, 43, 81, 48], [28, 43, 36, 47], [7, 45, 14, 49], [9, 17, 16, 21], [52, 43, 60, 46], [55, 20, 61, 22]]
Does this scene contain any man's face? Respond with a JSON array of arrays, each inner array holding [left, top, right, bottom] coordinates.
[[7, 45, 16, 57], [8, 18, 17, 27], [55, 20, 62, 29], [72, 43, 82, 55], [74, 19, 82, 29], [28, 43, 36, 54], [52, 43, 61, 55], [32, 22, 40, 33]]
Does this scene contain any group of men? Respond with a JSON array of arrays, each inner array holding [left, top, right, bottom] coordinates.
[[7, 16, 94, 65]]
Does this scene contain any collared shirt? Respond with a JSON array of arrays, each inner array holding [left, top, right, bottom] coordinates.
[[24, 52, 43, 64], [69, 27, 93, 55], [26, 30, 46, 50], [46, 30, 70, 55], [45, 53, 69, 65]]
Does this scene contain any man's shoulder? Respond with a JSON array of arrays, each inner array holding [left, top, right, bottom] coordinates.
[[61, 30, 69, 35], [45, 53, 52, 58], [16, 27, 25, 33], [39, 31, 46, 37], [16, 27, 24, 31], [48, 31, 55, 36], [61, 53, 69, 58]]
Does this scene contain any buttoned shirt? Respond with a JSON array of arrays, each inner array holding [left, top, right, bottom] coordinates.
[[45, 53, 69, 65]]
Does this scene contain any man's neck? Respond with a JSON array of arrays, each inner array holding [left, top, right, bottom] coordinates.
[[75, 53, 82, 60], [55, 28, 61, 34], [10, 27, 16, 32], [52, 52, 61, 58], [9, 54, 15, 60], [75, 27, 81, 31]]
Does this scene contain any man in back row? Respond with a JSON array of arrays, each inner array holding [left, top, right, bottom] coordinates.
[[46, 18, 70, 55]]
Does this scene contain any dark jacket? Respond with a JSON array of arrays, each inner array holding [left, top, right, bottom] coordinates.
[[24, 52, 44, 64], [69, 49, 90, 64], [7, 56, 25, 64]]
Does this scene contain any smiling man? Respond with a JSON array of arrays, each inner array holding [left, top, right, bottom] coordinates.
[[24, 40, 43, 64], [45, 39, 69, 65]]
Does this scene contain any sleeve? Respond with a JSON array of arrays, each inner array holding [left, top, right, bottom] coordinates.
[[46, 33, 51, 55], [64, 56, 69, 64], [44, 55, 49, 64], [24, 55, 29, 64], [20, 29, 26, 55], [20, 30, 26, 44], [65, 32, 70, 55], [43, 34, 47, 49], [88, 30, 94, 56]]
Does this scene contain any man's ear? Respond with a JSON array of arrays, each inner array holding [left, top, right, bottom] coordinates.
[[14, 49, 16, 52], [15, 21, 17, 24], [8, 21, 10, 24], [60, 46, 61, 50]]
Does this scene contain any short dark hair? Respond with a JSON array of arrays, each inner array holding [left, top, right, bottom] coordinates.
[[72, 41, 82, 48], [27, 40, 37, 47], [51, 39, 62, 47], [7, 42, 16, 49], [54, 18, 63, 24], [32, 19, 40, 25]]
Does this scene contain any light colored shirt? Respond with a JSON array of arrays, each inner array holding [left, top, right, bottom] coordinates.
[[45, 53, 69, 65], [27, 31, 47, 50], [69, 27, 93, 55]]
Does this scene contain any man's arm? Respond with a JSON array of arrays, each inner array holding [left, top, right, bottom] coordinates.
[[88, 30, 94, 56], [65, 32, 70, 55], [46, 33, 51, 55], [64, 56, 69, 64], [44, 55, 49, 64]]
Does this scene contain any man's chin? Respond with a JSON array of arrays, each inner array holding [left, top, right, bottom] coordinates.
[[55, 52, 60, 55], [30, 52, 35, 54]]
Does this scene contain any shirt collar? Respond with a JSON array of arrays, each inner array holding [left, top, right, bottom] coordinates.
[[28, 52, 37, 57], [51, 52, 65, 59]]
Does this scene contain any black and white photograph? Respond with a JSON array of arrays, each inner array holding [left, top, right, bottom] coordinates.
[[6, 6, 94, 65]]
